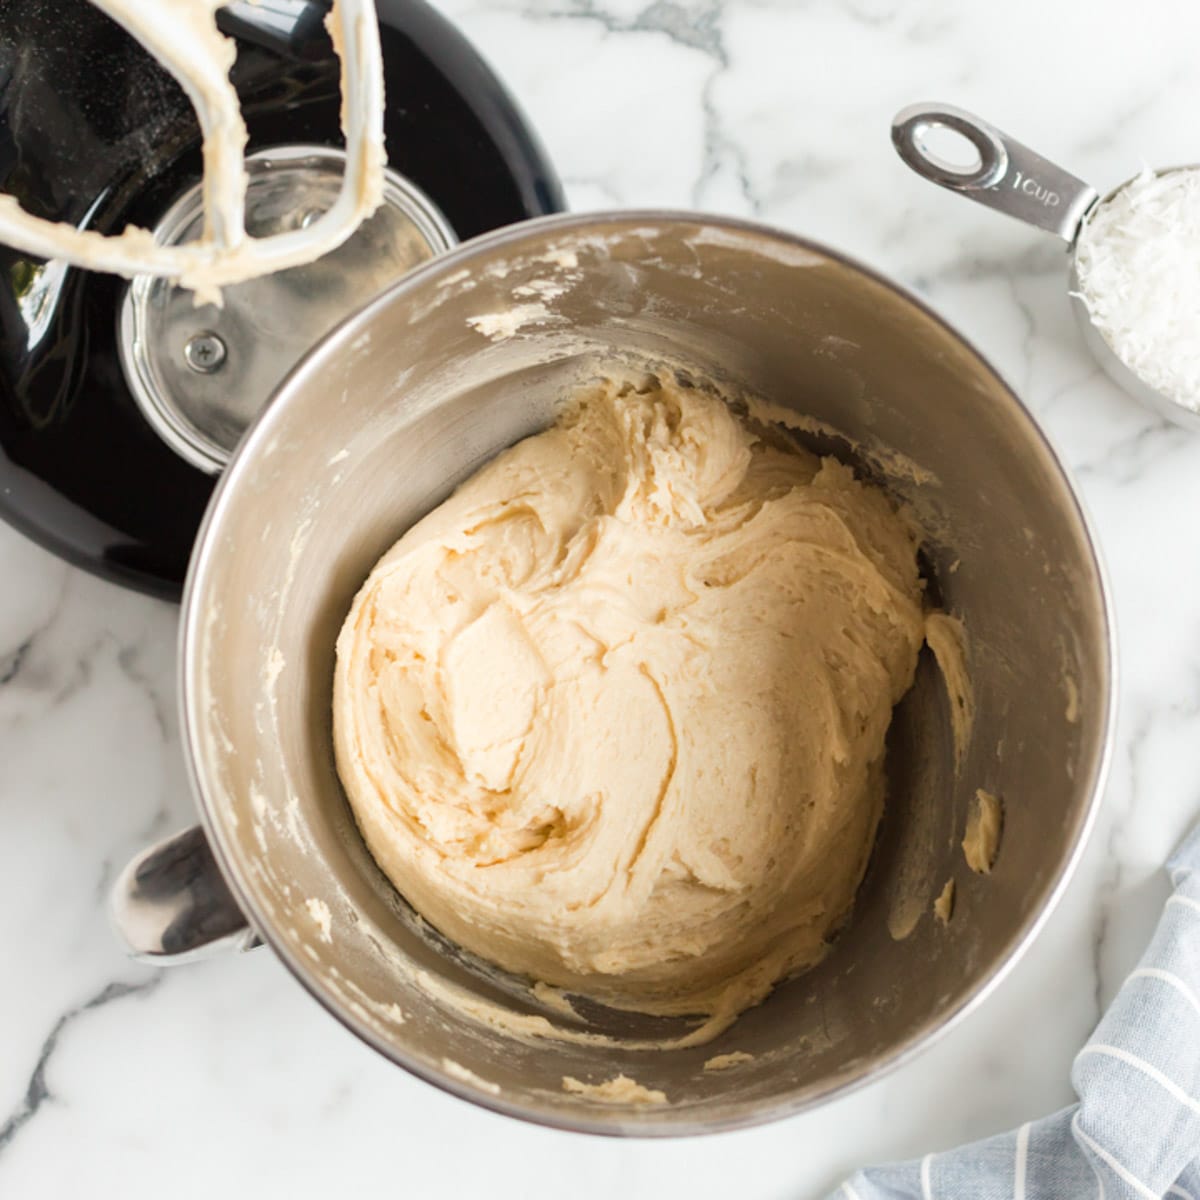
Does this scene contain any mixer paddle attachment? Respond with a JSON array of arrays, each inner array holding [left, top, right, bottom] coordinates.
[[0, 0, 386, 304]]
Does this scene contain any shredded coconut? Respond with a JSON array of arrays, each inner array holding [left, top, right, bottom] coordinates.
[[1074, 168, 1200, 411]]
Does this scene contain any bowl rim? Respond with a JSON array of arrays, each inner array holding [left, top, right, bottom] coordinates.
[[178, 208, 1118, 1138]]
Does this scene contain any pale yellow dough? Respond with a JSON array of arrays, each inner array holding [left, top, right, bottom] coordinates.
[[704, 1051, 755, 1071], [562, 1074, 667, 1105], [333, 375, 929, 1027], [933, 878, 955, 926], [963, 789, 1004, 874]]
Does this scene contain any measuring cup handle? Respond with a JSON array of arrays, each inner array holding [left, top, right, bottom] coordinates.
[[891, 103, 1097, 242]]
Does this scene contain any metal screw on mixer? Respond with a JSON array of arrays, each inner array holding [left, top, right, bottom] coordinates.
[[184, 331, 227, 374]]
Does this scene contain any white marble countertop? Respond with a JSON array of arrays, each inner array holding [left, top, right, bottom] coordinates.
[[4, 0, 1200, 1195]]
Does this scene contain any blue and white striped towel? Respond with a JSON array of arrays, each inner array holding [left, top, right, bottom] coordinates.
[[831, 823, 1200, 1200]]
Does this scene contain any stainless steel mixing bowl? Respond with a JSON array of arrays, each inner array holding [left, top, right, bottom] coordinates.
[[114, 212, 1115, 1135]]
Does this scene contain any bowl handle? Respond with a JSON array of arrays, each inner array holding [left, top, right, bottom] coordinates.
[[110, 826, 260, 963]]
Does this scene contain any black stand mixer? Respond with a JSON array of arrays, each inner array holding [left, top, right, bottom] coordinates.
[[0, 0, 563, 596]]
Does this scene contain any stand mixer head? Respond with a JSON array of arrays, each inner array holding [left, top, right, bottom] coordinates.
[[0, 0, 564, 593]]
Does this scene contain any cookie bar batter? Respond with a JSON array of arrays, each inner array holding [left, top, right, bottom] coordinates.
[[334, 374, 929, 1025]]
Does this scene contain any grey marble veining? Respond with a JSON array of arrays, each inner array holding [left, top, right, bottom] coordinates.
[[3, 0, 1200, 1195]]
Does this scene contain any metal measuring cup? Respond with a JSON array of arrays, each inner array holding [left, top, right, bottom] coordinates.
[[891, 102, 1200, 432]]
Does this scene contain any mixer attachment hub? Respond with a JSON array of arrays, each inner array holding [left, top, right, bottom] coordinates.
[[118, 145, 455, 474]]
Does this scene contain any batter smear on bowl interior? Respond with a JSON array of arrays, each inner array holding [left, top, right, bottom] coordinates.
[[334, 372, 948, 1036]]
